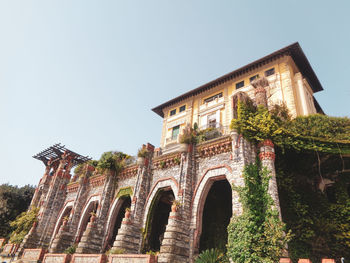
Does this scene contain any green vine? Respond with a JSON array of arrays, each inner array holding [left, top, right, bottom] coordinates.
[[227, 163, 291, 263], [230, 100, 350, 154], [276, 149, 350, 262], [230, 99, 350, 261], [9, 207, 39, 244]]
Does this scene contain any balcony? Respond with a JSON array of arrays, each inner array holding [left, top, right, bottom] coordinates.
[[199, 97, 224, 112], [165, 135, 179, 145], [198, 123, 229, 142]]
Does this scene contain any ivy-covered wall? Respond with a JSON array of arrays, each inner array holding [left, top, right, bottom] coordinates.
[[276, 149, 350, 262]]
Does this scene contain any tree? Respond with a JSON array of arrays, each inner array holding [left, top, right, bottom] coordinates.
[[0, 184, 35, 238]]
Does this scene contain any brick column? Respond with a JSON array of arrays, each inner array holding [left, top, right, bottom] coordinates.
[[112, 143, 154, 253], [258, 139, 281, 217], [158, 148, 192, 263], [49, 219, 72, 253]]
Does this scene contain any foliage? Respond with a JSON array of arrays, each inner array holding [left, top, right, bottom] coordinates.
[[195, 248, 228, 263], [179, 124, 197, 144], [137, 147, 149, 158], [146, 250, 158, 256], [106, 248, 125, 254], [9, 207, 39, 244], [227, 163, 291, 263], [73, 163, 85, 176], [0, 184, 35, 238], [276, 149, 350, 262], [196, 127, 222, 143], [64, 245, 76, 254], [230, 100, 350, 154], [97, 151, 131, 173], [174, 157, 180, 165], [159, 161, 165, 169], [116, 187, 133, 198]]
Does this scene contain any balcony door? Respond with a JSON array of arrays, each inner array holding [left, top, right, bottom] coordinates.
[[172, 125, 180, 140]]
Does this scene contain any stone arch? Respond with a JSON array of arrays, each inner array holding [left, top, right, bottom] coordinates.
[[142, 187, 175, 253], [51, 200, 74, 242], [191, 165, 236, 251], [103, 193, 132, 251], [75, 195, 101, 242], [142, 177, 179, 227]]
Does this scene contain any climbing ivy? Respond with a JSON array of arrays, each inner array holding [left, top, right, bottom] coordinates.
[[230, 98, 350, 262], [227, 162, 291, 263], [230, 100, 350, 154], [276, 149, 350, 262]]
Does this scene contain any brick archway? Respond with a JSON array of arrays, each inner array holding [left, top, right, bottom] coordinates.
[[191, 166, 236, 252], [142, 177, 179, 228], [103, 195, 131, 251], [51, 200, 74, 243], [75, 195, 101, 242]]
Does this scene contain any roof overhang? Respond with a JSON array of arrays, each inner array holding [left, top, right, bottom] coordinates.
[[152, 42, 323, 117]]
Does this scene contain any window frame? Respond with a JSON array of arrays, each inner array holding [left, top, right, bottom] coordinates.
[[204, 92, 223, 104], [264, 68, 275, 77], [169, 109, 176, 116], [249, 74, 259, 83], [235, 81, 244, 89], [179, 105, 186, 112]]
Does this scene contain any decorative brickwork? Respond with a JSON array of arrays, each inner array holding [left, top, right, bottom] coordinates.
[[43, 253, 71, 263], [197, 136, 232, 158]]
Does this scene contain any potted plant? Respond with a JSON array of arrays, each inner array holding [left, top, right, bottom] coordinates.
[[90, 211, 97, 223], [171, 200, 181, 212], [124, 207, 131, 219], [179, 124, 196, 151], [137, 147, 149, 165], [62, 216, 69, 227]]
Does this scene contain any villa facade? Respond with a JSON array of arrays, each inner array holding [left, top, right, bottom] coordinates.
[[0, 42, 325, 263]]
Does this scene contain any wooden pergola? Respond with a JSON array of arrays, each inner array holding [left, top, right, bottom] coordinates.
[[33, 143, 91, 167]]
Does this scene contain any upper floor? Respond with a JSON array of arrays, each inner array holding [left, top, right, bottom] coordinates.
[[152, 42, 323, 149]]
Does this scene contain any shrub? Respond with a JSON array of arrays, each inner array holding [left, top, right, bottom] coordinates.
[[195, 248, 228, 263], [9, 207, 39, 244], [64, 245, 76, 254], [137, 147, 149, 158]]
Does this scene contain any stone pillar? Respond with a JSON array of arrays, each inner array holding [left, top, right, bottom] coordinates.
[[76, 217, 101, 253], [280, 62, 297, 118], [159, 147, 193, 263], [158, 209, 190, 263], [294, 72, 308, 116], [112, 143, 154, 253], [258, 139, 281, 216], [111, 210, 140, 253], [49, 219, 73, 253], [251, 77, 269, 108]]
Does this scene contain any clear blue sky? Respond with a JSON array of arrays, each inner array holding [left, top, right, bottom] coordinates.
[[0, 0, 349, 186]]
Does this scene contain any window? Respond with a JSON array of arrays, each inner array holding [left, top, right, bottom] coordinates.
[[204, 92, 223, 103], [265, 68, 275, 77], [170, 109, 176, 116], [172, 125, 180, 140], [179, 105, 186, 112], [235, 81, 244, 89], [208, 113, 217, 128], [249, 74, 259, 83]]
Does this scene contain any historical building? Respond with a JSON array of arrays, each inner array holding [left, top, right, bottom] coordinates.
[[1, 42, 326, 262]]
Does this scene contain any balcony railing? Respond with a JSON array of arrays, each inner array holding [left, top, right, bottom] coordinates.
[[199, 97, 225, 112], [198, 123, 229, 142], [166, 135, 179, 145]]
